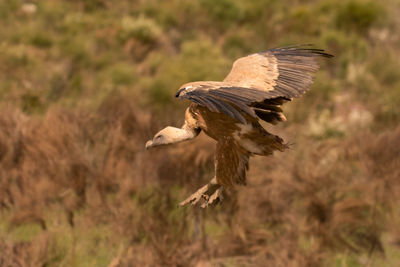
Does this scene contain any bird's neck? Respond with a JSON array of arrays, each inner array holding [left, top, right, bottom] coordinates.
[[166, 125, 200, 144]]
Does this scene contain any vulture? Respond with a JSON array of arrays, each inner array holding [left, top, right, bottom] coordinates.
[[146, 45, 333, 208]]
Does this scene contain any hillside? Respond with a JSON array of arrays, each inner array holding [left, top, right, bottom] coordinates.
[[1, 0, 400, 266]]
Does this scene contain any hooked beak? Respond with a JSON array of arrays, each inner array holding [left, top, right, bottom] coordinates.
[[145, 140, 153, 150]]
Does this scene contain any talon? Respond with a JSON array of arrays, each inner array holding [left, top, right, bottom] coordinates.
[[208, 187, 223, 205], [180, 181, 224, 208], [200, 188, 223, 208], [179, 183, 210, 207]]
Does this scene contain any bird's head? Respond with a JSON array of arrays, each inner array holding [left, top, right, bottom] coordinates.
[[145, 126, 180, 150]]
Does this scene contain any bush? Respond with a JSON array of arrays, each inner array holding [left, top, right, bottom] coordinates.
[[335, 1, 384, 34]]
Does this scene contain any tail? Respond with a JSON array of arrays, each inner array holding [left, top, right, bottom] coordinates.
[[255, 131, 289, 156]]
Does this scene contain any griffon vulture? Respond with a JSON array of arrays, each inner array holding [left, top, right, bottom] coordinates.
[[146, 45, 333, 208]]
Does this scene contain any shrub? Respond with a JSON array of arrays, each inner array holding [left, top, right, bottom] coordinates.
[[335, 1, 385, 34]]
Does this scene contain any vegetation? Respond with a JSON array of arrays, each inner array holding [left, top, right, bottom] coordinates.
[[0, 0, 399, 266]]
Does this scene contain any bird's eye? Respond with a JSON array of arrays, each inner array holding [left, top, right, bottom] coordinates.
[[155, 135, 163, 140]]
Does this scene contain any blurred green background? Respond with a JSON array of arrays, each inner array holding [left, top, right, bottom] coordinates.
[[0, 0, 399, 266]]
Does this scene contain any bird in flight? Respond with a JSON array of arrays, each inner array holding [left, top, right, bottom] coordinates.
[[146, 45, 333, 208]]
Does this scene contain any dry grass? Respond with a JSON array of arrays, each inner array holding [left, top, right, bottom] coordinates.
[[1, 0, 400, 265], [1, 94, 400, 266]]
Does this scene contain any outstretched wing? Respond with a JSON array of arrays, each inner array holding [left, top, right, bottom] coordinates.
[[223, 45, 332, 96], [176, 45, 333, 124], [215, 139, 249, 187]]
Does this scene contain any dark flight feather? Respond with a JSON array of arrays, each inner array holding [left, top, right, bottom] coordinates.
[[176, 45, 333, 123]]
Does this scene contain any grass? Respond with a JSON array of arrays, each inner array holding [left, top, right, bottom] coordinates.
[[0, 0, 400, 266]]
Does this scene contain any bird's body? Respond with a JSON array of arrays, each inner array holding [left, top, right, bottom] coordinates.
[[146, 45, 332, 207], [184, 103, 286, 187]]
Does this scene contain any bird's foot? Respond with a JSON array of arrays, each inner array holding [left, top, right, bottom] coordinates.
[[179, 183, 210, 207], [200, 186, 223, 208], [179, 183, 223, 208]]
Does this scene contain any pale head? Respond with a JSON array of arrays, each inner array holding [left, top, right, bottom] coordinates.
[[145, 126, 186, 150]]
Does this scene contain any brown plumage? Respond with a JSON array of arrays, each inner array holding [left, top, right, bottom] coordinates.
[[146, 45, 333, 207]]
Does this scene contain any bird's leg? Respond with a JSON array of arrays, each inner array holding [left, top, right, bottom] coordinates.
[[179, 177, 223, 207]]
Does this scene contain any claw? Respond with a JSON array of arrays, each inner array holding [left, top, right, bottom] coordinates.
[[201, 187, 223, 208], [209, 187, 223, 204], [179, 183, 210, 207], [179, 182, 223, 208]]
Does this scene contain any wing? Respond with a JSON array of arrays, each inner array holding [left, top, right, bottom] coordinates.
[[223, 45, 333, 96], [215, 139, 249, 187], [176, 45, 333, 124]]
